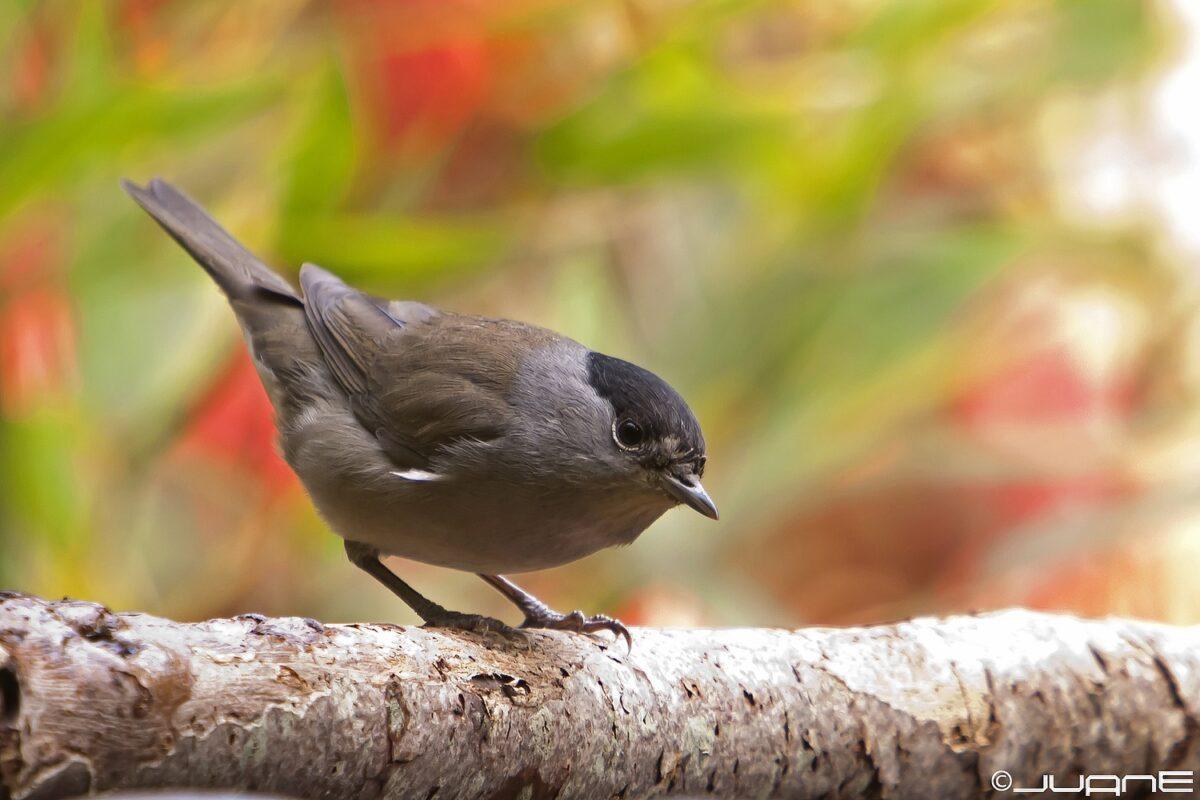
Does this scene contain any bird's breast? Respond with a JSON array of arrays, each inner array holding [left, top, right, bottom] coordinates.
[[307, 469, 670, 573]]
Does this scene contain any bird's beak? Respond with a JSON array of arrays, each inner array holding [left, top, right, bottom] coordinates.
[[663, 473, 719, 520]]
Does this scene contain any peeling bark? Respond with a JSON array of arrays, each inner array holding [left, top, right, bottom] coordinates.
[[1, 593, 1198, 799]]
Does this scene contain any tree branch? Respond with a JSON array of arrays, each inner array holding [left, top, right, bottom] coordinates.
[[1, 593, 1198, 799]]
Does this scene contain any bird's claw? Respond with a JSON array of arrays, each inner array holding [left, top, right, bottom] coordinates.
[[521, 608, 633, 651]]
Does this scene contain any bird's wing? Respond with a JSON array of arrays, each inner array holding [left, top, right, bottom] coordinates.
[[298, 263, 521, 470]]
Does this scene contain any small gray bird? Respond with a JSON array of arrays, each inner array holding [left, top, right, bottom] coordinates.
[[123, 178, 717, 645]]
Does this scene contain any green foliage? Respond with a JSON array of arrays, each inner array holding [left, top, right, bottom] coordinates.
[[0, 0, 1175, 624]]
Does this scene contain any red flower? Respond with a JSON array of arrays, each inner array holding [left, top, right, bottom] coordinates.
[[372, 42, 490, 149], [0, 289, 76, 416], [0, 218, 75, 416], [335, 2, 494, 154]]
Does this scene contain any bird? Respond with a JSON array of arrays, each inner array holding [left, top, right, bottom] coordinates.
[[122, 178, 717, 646]]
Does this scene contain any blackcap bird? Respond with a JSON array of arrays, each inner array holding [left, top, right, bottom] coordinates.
[[122, 178, 717, 646]]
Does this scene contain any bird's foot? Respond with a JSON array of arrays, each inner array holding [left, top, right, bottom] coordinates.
[[521, 608, 632, 651], [422, 609, 517, 638]]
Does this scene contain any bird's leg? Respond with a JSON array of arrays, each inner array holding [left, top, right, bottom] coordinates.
[[477, 573, 631, 649], [344, 541, 512, 635]]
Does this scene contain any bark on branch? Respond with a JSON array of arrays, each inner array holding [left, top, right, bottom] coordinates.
[[1, 593, 1198, 800]]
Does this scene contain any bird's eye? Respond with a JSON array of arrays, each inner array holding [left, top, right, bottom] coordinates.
[[613, 418, 645, 450]]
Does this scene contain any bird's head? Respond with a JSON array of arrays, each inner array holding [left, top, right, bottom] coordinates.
[[586, 352, 717, 520]]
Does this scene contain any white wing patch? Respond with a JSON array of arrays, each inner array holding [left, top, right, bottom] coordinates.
[[391, 468, 443, 482]]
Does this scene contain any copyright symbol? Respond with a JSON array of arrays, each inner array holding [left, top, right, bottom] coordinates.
[[991, 770, 1013, 792]]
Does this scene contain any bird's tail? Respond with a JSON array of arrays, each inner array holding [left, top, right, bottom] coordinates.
[[123, 178, 327, 416], [122, 178, 300, 305]]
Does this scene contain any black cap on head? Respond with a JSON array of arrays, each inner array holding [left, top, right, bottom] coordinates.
[[586, 351, 706, 472]]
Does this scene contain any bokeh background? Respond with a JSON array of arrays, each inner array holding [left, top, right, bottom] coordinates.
[[4, 0, 1200, 629]]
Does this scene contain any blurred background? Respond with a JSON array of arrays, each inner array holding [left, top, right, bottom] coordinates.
[[3, 0, 1200, 629]]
